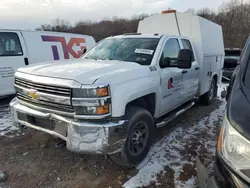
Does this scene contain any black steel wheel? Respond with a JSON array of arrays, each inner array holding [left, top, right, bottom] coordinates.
[[109, 106, 154, 168], [128, 121, 149, 156]]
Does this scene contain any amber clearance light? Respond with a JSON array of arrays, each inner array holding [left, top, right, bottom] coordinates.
[[161, 10, 177, 14], [97, 87, 109, 97]]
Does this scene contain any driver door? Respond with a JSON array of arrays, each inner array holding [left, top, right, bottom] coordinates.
[[159, 38, 184, 116]]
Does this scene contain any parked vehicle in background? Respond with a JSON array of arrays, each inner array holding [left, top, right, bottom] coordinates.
[[0, 30, 96, 98], [10, 10, 224, 167], [197, 37, 250, 188], [223, 48, 241, 80]]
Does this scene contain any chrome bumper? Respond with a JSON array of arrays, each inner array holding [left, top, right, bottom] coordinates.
[[10, 98, 127, 154]]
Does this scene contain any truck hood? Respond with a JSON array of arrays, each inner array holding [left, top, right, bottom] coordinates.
[[17, 59, 142, 85]]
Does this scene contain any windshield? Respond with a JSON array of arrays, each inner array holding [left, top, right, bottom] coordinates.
[[83, 37, 160, 66]]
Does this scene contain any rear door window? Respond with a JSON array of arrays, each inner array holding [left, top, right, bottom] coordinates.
[[181, 39, 195, 61], [0, 32, 23, 56]]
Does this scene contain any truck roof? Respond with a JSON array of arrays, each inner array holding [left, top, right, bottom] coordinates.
[[111, 34, 186, 39]]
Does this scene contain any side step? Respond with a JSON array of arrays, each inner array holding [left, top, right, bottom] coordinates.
[[222, 76, 230, 82], [156, 101, 195, 128]]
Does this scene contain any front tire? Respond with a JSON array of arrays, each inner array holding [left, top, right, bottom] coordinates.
[[110, 106, 154, 168], [200, 78, 217, 105]]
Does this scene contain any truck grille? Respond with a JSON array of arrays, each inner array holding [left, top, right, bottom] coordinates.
[[15, 78, 71, 97], [15, 77, 74, 115]]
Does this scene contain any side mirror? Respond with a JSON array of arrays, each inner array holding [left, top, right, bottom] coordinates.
[[82, 48, 87, 55], [177, 49, 192, 69]]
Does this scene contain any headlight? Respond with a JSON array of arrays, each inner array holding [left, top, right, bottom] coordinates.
[[72, 86, 109, 98], [218, 116, 250, 182], [71, 85, 111, 119]]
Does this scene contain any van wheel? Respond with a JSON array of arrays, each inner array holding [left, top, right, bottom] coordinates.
[[200, 78, 216, 105], [109, 106, 154, 168]]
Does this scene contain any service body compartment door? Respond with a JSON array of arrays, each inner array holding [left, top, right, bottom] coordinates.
[[199, 56, 212, 96], [0, 31, 28, 97]]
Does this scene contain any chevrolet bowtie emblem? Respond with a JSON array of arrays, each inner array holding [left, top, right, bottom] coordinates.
[[28, 89, 39, 99]]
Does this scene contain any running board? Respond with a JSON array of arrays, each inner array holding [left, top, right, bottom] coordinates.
[[222, 76, 230, 82], [156, 101, 195, 128]]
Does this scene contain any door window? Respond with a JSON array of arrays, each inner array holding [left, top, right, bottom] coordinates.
[[181, 39, 195, 61], [160, 38, 180, 68], [0, 32, 23, 56]]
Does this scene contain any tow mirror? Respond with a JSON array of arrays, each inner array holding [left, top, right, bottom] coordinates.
[[177, 49, 192, 69], [82, 48, 87, 55]]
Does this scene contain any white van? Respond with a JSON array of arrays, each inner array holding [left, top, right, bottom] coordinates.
[[0, 30, 96, 97]]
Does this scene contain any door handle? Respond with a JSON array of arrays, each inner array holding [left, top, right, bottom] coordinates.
[[182, 70, 188, 74], [195, 67, 200, 70], [24, 57, 29, 66]]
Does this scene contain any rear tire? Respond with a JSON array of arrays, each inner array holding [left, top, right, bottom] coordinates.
[[200, 78, 217, 106], [109, 106, 154, 168]]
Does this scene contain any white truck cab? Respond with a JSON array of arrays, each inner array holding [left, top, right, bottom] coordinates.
[[10, 11, 224, 167]]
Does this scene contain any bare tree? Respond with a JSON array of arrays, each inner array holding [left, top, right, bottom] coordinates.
[[36, 0, 250, 47], [37, 18, 71, 32]]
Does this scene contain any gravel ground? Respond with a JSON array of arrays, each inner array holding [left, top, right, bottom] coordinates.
[[0, 85, 227, 188]]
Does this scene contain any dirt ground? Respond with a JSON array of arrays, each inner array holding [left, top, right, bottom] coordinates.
[[0, 96, 225, 188]]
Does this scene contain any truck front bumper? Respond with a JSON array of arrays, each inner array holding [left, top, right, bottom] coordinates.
[[10, 98, 128, 155]]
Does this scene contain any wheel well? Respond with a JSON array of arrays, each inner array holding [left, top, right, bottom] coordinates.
[[125, 93, 156, 117]]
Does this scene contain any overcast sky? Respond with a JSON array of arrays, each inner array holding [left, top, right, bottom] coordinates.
[[0, 0, 230, 30]]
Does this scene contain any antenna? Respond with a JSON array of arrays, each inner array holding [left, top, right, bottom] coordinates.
[[174, 12, 181, 36], [161, 10, 181, 36]]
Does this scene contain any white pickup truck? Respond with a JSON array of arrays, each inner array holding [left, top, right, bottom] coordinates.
[[10, 11, 224, 167]]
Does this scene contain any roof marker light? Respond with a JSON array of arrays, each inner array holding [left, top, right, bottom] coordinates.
[[161, 10, 177, 14]]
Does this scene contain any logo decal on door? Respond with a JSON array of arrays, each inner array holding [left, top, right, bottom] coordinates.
[[168, 77, 174, 89], [41, 36, 86, 60]]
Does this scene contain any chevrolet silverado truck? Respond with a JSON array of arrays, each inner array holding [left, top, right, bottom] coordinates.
[[10, 11, 225, 167]]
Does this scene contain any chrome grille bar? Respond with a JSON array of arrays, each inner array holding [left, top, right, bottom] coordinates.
[[17, 93, 73, 111], [15, 77, 74, 115], [15, 78, 71, 97]]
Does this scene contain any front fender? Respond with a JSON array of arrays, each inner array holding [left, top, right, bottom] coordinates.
[[111, 75, 160, 117]]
